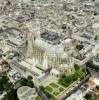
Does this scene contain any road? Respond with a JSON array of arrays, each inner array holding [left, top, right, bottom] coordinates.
[[64, 74, 91, 100]]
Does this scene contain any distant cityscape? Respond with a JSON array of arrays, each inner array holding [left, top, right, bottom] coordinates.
[[0, 0, 99, 100]]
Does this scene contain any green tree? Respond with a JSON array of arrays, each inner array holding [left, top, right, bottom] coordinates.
[[2, 75, 9, 84], [39, 86, 45, 91], [27, 80, 34, 88], [76, 44, 83, 50], [20, 78, 28, 86], [74, 64, 80, 70], [85, 93, 94, 100], [20, 77, 34, 88], [94, 35, 98, 40], [4, 82, 13, 92], [27, 75, 33, 81], [5, 89, 18, 100], [96, 86, 99, 90], [0, 79, 4, 91]]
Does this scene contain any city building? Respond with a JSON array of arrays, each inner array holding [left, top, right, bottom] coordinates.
[[92, 45, 99, 66], [66, 90, 83, 100], [17, 86, 37, 100]]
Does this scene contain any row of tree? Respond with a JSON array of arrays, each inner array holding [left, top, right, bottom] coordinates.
[[86, 61, 99, 71], [58, 64, 86, 87], [0, 72, 34, 100], [0, 73, 18, 100]]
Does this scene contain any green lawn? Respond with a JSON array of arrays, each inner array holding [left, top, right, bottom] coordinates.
[[57, 81, 65, 88], [35, 96, 41, 100], [41, 68, 85, 99], [40, 86, 55, 100], [44, 82, 65, 98], [59, 87, 64, 92], [40, 65, 86, 99], [45, 86, 53, 92], [53, 91, 59, 96], [44, 90, 56, 100], [50, 83, 59, 88]]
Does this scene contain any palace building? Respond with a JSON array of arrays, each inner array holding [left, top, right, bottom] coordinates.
[[28, 31, 75, 74]]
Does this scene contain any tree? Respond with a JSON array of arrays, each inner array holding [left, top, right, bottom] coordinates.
[[27, 75, 33, 81], [0, 79, 4, 91], [39, 86, 45, 91], [86, 61, 99, 71], [20, 78, 28, 86], [58, 67, 86, 87], [0, 73, 19, 100], [5, 82, 13, 92], [76, 44, 83, 50], [5, 89, 18, 100], [27, 80, 34, 88], [72, 74, 78, 81], [96, 86, 99, 90], [0, 28, 3, 33], [94, 12, 97, 16], [94, 35, 98, 40], [2, 75, 9, 85], [74, 64, 80, 71], [85, 93, 94, 100], [20, 77, 34, 88], [59, 74, 74, 87]]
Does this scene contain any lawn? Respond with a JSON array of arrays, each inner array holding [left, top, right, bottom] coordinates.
[[44, 82, 65, 98], [43, 90, 56, 100], [40, 82, 66, 100], [40, 86, 56, 100], [59, 87, 64, 92], [40, 65, 86, 99], [35, 96, 41, 100], [53, 91, 59, 96], [50, 82, 59, 88], [45, 86, 53, 92]]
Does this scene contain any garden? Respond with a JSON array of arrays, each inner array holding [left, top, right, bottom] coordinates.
[[40, 82, 65, 100], [40, 64, 87, 100]]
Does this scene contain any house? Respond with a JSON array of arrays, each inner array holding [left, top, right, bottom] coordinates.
[[66, 90, 83, 100], [17, 86, 37, 100]]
